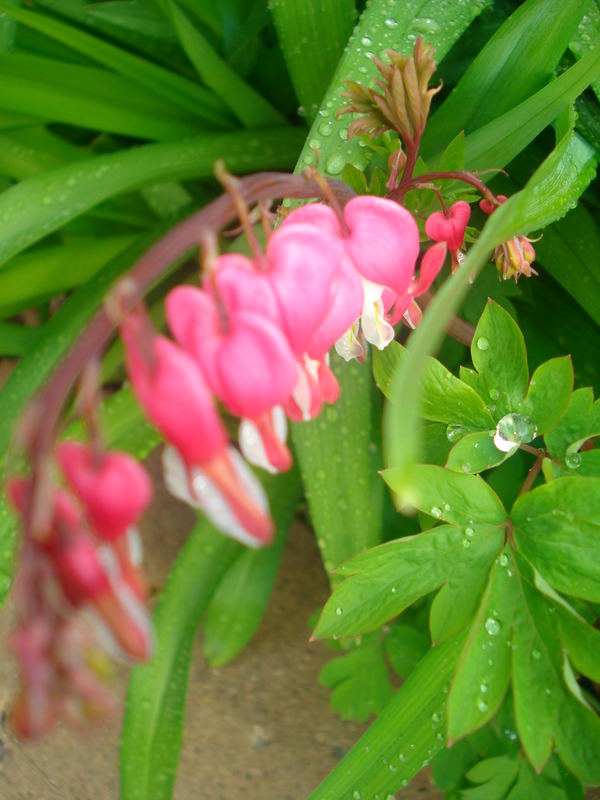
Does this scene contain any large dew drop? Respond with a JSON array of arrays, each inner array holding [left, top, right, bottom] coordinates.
[[493, 413, 537, 453]]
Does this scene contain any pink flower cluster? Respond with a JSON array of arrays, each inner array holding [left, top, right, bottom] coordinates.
[[7, 443, 153, 738], [120, 195, 466, 549]]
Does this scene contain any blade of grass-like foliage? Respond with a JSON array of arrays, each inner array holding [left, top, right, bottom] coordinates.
[[0, 54, 202, 139], [157, 0, 285, 127], [0, 321, 38, 356], [423, 0, 588, 158], [308, 630, 466, 799], [0, 125, 88, 179], [120, 469, 301, 800], [0, 0, 18, 51], [0, 2, 233, 124], [570, 2, 600, 101], [534, 202, 600, 327], [0, 236, 135, 317], [0, 126, 306, 266], [463, 46, 600, 170], [203, 468, 302, 666], [384, 113, 598, 485], [0, 111, 39, 129], [120, 522, 240, 800], [0, 74, 199, 140], [291, 354, 384, 574], [294, 0, 491, 177], [270, 0, 356, 121]]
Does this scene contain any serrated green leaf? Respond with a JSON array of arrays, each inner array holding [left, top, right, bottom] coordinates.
[[202, 468, 301, 667], [382, 464, 507, 526], [545, 387, 600, 458], [374, 342, 495, 430], [291, 353, 384, 575], [271, 0, 356, 121], [507, 759, 564, 800], [511, 554, 600, 782], [295, 0, 490, 178], [448, 552, 514, 742], [120, 522, 240, 800], [463, 755, 519, 800], [0, 126, 305, 267], [446, 431, 509, 474], [471, 300, 529, 415], [315, 523, 503, 639], [424, 0, 588, 157], [319, 637, 394, 722], [429, 555, 492, 645], [308, 630, 467, 800], [518, 356, 574, 435], [512, 477, 600, 601]]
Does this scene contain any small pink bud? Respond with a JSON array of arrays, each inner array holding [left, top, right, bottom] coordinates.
[[52, 535, 111, 607], [425, 201, 471, 250], [56, 442, 153, 540], [479, 195, 507, 215]]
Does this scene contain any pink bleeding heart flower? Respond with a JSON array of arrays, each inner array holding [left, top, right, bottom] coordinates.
[[120, 306, 274, 546], [282, 198, 420, 354], [56, 441, 152, 541], [479, 195, 507, 216], [166, 283, 296, 473], [265, 221, 343, 357], [425, 201, 471, 251]]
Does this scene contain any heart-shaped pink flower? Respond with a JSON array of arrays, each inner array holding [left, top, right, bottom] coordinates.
[[425, 201, 471, 250]]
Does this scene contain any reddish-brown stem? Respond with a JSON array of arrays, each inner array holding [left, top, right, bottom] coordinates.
[[517, 455, 544, 499], [21, 172, 355, 538], [390, 170, 497, 205]]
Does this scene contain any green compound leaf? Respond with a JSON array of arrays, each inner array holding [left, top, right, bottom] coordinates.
[[462, 755, 519, 800], [544, 387, 600, 458], [447, 551, 514, 742], [319, 635, 393, 723], [424, 0, 588, 157], [511, 554, 600, 782], [384, 622, 430, 678], [271, 0, 356, 121], [512, 476, 600, 602], [308, 630, 467, 800], [314, 523, 503, 640], [0, 127, 305, 267], [120, 523, 240, 800], [373, 342, 495, 430], [517, 356, 574, 436], [295, 0, 491, 178], [202, 468, 301, 667], [446, 431, 508, 475], [383, 464, 507, 527], [470, 300, 529, 416]]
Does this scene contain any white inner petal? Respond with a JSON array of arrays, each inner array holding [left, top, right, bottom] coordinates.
[[291, 365, 313, 421], [335, 321, 364, 361], [161, 445, 268, 548], [126, 526, 143, 567], [239, 418, 275, 474], [361, 297, 395, 350]]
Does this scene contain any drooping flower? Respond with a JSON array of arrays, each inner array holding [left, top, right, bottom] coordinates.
[[479, 195, 538, 282], [166, 282, 297, 473], [281, 196, 420, 355], [120, 304, 274, 546], [425, 200, 471, 272]]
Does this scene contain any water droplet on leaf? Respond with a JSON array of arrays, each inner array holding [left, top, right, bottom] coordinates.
[[446, 423, 466, 442], [476, 337, 489, 350], [485, 617, 501, 636], [565, 452, 582, 469], [493, 413, 537, 452]]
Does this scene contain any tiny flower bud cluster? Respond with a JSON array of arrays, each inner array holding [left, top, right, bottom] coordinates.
[[7, 444, 153, 738]]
